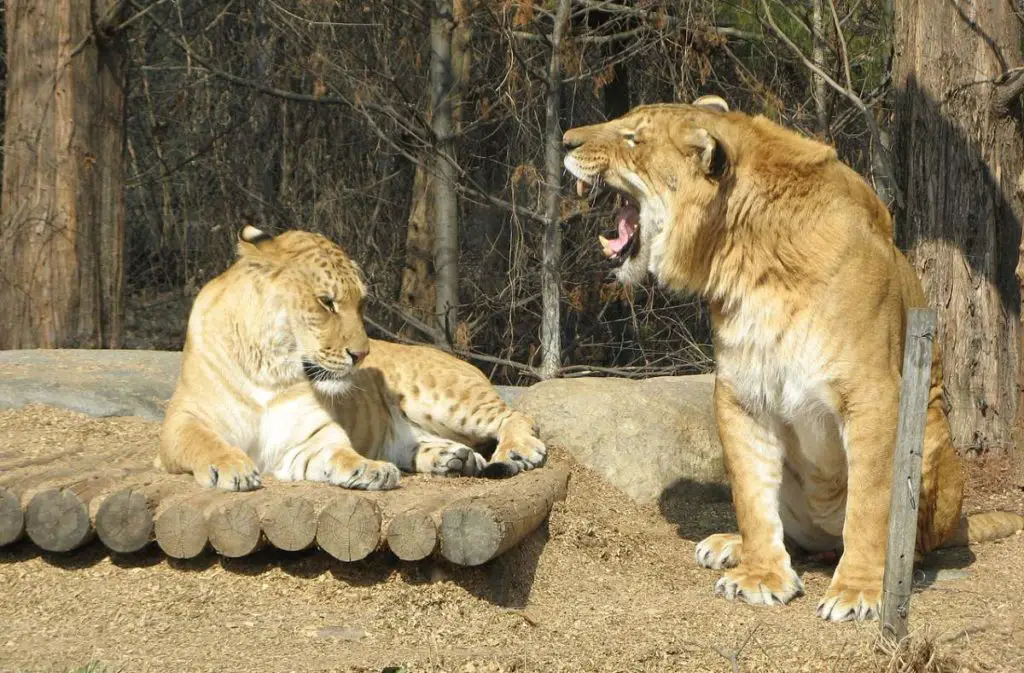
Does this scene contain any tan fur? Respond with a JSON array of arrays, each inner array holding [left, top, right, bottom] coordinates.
[[159, 227, 546, 491], [563, 98, 1023, 622]]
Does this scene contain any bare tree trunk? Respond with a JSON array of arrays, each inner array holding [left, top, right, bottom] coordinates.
[[810, 0, 828, 135], [430, 0, 459, 341], [402, 1, 474, 342], [0, 0, 127, 349], [399, 167, 437, 333], [539, 0, 572, 380], [892, 0, 1023, 459]]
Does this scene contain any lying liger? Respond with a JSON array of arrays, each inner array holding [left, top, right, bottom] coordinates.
[[157, 226, 546, 491], [563, 95, 1023, 622]]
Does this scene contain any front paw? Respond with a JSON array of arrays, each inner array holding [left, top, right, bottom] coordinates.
[[490, 434, 548, 475], [715, 563, 804, 606], [816, 577, 881, 622], [328, 458, 400, 491], [696, 533, 743, 569], [195, 452, 262, 491]]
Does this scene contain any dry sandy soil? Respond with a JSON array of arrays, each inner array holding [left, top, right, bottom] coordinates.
[[0, 404, 1022, 673]]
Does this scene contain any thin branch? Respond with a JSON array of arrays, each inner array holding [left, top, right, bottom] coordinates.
[[758, 0, 904, 208], [827, 0, 853, 94]]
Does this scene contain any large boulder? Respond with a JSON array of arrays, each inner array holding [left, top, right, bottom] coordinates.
[[0, 349, 180, 421], [514, 375, 727, 506]]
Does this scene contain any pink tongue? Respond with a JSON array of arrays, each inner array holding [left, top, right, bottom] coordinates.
[[608, 204, 639, 253]]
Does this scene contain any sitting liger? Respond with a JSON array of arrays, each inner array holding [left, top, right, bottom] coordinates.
[[157, 226, 546, 491], [562, 95, 1023, 622]]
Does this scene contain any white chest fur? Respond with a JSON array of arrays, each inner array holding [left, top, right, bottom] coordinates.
[[714, 302, 835, 422]]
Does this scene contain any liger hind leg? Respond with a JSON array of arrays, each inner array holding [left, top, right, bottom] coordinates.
[[705, 383, 803, 606], [412, 435, 487, 477], [159, 411, 262, 491], [398, 362, 547, 477]]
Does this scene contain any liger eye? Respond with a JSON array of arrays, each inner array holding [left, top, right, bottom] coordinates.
[[621, 132, 638, 147], [316, 295, 336, 313]]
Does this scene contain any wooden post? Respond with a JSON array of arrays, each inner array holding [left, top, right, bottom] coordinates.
[[880, 308, 936, 643]]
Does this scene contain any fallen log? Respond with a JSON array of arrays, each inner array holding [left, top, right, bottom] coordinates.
[[317, 492, 382, 562], [385, 494, 450, 561], [440, 463, 570, 566]]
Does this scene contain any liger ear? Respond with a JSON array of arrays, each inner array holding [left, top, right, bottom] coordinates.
[[688, 128, 728, 179], [692, 95, 730, 113], [236, 225, 274, 256]]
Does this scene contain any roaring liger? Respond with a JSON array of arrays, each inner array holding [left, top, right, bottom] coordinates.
[[562, 95, 1023, 621]]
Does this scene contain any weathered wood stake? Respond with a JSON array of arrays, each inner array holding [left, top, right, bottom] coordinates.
[[440, 463, 570, 566], [880, 308, 936, 643]]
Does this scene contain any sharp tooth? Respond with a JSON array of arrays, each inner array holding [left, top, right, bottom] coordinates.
[[598, 234, 613, 257], [576, 179, 588, 197]]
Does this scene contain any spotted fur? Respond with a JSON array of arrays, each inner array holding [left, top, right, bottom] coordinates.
[[563, 96, 1023, 622], [158, 228, 546, 491]]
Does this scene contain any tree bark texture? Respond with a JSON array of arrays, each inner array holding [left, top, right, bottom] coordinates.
[[539, 0, 572, 380], [0, 0, 127, 349], [430, 0, 460, 341], [399, 167, 438, 334], [892, 0, 1023, 457]]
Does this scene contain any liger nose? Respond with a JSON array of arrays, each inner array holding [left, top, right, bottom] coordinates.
[[347, 349, 368, 366], [562, 131, 582, 150]]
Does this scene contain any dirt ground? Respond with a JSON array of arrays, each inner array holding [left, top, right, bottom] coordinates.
[[0, 405, 1022, 673]]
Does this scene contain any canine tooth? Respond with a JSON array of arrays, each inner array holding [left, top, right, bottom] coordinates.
[[576, 179, 588, 197], [598, 234, 613, 257]]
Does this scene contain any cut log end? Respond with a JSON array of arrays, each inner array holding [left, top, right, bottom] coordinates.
[[25, 488, 92, 553], [440, 463, 570, 566], [317, 493, 381, 562], [387, 508, 439, 561], [0, 487, 25, 547], [207, 498, 262, 558], [154, 500, 209, 559], [260, 495, 317, 552], [96, 490, 153, 554]]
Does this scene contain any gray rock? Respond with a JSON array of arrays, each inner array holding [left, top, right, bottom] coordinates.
[[514, 375, 727, 506], [0, 349, 182, 421]]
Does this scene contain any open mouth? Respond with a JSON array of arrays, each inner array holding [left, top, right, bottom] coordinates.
[[302, 360, 346, 383], [575, 177, 641, 267]]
